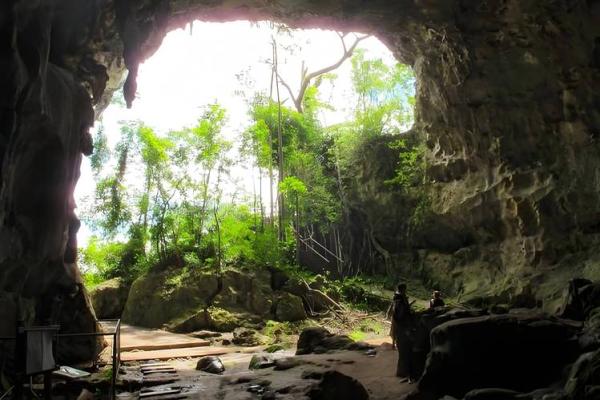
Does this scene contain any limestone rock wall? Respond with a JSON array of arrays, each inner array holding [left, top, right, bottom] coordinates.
[[0, 0, 105, 361], [413, 0, 600, 308], [1, 0, 600, 361]]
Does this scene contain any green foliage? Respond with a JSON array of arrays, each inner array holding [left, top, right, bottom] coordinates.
[[348, 329, 366, 342], [82, 271, 104, 289], [90, 125, 110, 176], [80, 237, 126, 278], [279, 176, 307, 196], [386, 138, 426, 188], [81, 41, 421, 289], [241, 119, 272, 169], [81, 232, 148, 285], [261, 319, 316, 347], [350, 48, 415, 135]]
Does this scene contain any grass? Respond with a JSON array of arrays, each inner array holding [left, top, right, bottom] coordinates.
[[348, 330, 366, 341]]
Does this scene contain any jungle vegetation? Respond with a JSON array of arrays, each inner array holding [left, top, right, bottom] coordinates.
[[79, 32, 422, 290]]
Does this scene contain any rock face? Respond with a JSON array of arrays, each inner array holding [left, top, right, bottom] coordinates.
[[121, 267, 307, 331], [89, 278, 130, 319], [2, 0, 600, 363], [122, 268, 219, 328]]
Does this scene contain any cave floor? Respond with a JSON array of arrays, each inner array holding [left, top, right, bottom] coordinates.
[[118, 344, 413, 400], [110, 327, 410, 400]]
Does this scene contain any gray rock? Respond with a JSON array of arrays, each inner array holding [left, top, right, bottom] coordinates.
[[249, 354, 276, 370], [274, 357, 304, 371], [196, 356, 225, 374], [189, 330, 222, 339], [274, 292, 307, 322], [296, 327, 372, 355], [306, 371, 369, 400], [233, 327, 267, 346], [90, 278, 129, 319]]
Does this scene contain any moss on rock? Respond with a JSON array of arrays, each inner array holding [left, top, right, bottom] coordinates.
[[274, 292, 307, 322], [122, 268, 219, 328], [89, 278, 129, 319]]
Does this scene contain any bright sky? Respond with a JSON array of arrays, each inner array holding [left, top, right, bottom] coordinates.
[[75, 21, 399, 245]]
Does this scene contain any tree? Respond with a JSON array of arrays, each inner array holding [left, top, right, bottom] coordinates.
[[171, 104, 232, 249], [277, 32, 370, 114]]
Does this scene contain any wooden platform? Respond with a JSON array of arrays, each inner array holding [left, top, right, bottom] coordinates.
[[121, 345, 231, 362], [119, 324, 210, 352]]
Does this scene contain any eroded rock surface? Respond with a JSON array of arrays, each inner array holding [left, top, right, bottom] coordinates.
[[89, 277, 130, 319]]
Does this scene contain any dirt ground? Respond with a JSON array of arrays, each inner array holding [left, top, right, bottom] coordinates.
[[117, 339, 415, 400]]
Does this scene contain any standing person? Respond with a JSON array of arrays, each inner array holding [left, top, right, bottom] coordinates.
[[390, 283, 416, 382], [429, 290, 445, 309]]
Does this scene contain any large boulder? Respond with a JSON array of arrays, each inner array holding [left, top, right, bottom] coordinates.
[[212, 269, 273, 316], [418, 312, 581, 398], [89, 278, 129, 319], [559, 279, 600, 321], [169, 306, 245, 333], [122, 269, 219, 328], [296, 327, 371, 355], [274, 292, 307, 322], [564, 349, 600, 399]]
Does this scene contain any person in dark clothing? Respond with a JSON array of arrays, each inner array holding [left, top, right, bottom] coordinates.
[[387, 284, 410, 347], [429, 290, 445, 309], [389, 283, 416, 382]]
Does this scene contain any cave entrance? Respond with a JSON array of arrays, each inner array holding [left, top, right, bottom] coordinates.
[[77, 20, 417, 287]]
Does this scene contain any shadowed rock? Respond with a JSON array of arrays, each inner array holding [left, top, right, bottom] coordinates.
[[296, 327, 372, 355], [307, 371, 369, 400], [418, 312, 581, 398]]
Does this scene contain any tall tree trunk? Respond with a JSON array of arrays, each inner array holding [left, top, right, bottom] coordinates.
[[273, 38, 285, 242], [197, 169, 212, 247], [259, 166, 265, 230], [295, 192, 300, 265], [214, 205, 222, 272]]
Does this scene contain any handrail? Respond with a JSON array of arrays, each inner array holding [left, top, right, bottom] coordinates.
[[53, 319, 121, 400], [1, 320, 121, 400]]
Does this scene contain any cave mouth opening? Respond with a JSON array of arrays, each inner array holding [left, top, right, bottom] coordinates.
[[77, 20, 418, 285]]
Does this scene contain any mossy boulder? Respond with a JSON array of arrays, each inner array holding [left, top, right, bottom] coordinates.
[[233, 327, 268, 346], [296, 327, 370, 355], [274, 292, 307, 322], [207, 307, 243, 332], [169, 307, 245, 333], [122, 268, 219, 328], [89, 278, 130, 319], [212, 269, 273, 316]]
